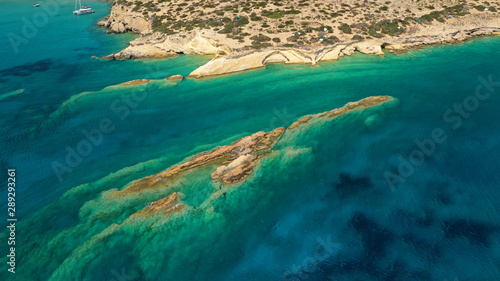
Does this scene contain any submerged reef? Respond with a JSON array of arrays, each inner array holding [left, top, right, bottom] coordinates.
[[113, 95, 394, 199], [2, 96, 397, 281]]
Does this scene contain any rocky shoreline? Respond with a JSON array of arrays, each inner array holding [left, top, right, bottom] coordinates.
[[100, 33, 231, 60], [185, 27, 499, 78], [99, 26, 499, 79], [96, 1, 500, 78]]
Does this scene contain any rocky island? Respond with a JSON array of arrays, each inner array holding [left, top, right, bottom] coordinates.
[[97, 0, 500, 77]]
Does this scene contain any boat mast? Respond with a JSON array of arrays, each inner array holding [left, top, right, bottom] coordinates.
[[79, 0, 82, 8]]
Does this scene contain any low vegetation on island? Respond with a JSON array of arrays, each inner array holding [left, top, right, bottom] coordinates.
[[104, 0, 500, 50]]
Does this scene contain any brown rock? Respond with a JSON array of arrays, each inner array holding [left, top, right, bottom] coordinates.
[[130, 192, 187, 218], [114, 96, 396, 224], [166, 75, 183, 81], [288, 96, 394, 130], [110, 96, 394, 201]]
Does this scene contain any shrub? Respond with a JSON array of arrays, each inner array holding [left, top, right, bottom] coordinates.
[[338, 23, 352, 34], [285, 9, 301, 14], [430, 11, 441, 19], [474, 5, 486, 11], [207, 19, 222, 27], [250, 13, 262, 21], [151, 16, 176, 34], [262, 10, 284, 19], [321, 36, 339, 45], [235, 16, 249, 26], [251, 41, 272, 49], [250, 34, 272, 41], [317, 25, 333, 33], [421, 14, 433, 22], [443, 4, 466, 15], [373, 19, 405, 36], [218, 22, 235, 34]]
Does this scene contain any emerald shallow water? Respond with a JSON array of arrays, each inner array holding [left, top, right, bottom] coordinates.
[[1, 1, 500, 280]]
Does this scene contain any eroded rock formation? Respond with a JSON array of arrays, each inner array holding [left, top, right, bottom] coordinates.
[[102, 33, 232, 60], [187, 42, 385, 78], [110, 95, 395, 219]]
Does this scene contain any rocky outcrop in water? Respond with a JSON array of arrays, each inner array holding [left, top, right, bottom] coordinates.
[[109, 95, 394, 204], [105, 76, 183, 89], [130, 192, 187, 218], [288, 96, 394, 130], [101, 33, 232, 60], [112, 127, 285, 198], [166, 74, 183, 81], [110, 95, 395, 224], [14, 95, 397, 281]]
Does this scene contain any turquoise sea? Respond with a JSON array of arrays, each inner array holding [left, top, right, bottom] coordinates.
[[1, 0, 500, 280]]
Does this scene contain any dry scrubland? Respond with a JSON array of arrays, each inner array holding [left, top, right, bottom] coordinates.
[[101, 0, 500, 50]]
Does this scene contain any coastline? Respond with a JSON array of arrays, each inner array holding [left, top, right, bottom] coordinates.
[[100, 30, 500, 79], [4, 0, 500, 275], [186, 27, 500, 79], [100, 26, 499, 80], [95, 0, 500, 79]]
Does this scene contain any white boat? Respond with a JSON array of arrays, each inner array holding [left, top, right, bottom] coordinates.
[[73, 0, 94, 15], [33, 3, 40, 7]]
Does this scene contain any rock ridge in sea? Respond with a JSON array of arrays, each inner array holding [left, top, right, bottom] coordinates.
[[109, 95, 395, 203], [8, 95, 397, 281]]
